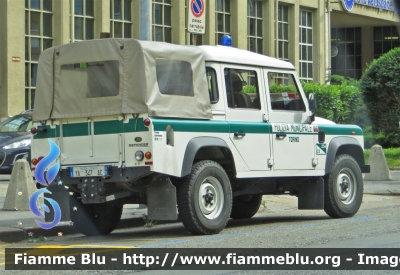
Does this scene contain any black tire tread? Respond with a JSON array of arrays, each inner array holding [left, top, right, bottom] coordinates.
[[177, 160, 232, 235], [324, 154, 363, 218]]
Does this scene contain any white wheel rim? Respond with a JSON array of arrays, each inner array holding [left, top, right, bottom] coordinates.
[[198, 176, 224, 219], [336, 168, 357, 205]]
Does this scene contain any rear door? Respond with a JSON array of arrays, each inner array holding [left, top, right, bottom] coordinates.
[[60, 117, 122, 166], [223, 65, 271, 171]]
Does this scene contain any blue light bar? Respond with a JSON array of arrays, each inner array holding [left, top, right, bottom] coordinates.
[[220, 34, 232, 47]]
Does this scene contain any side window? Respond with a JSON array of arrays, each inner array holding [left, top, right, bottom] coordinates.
[[268, 72, 306, 111], [224, 68, 261, 109], [206, 68, 219, 104], [156, 59, 194, 97]]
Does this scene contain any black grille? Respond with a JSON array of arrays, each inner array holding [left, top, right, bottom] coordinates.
[[0, 151, 6, 167]]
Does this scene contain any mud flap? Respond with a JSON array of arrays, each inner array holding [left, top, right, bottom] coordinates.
[[147, 176, 178, 220], [298, 177, 324, 209]]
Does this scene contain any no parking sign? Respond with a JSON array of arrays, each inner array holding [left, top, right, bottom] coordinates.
[[188, 0, 206, 34]]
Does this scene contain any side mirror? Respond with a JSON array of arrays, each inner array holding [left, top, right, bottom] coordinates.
[[308, 93, 317, 113], [308, 93, 317, 123]]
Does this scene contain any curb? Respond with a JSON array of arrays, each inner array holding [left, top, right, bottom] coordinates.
[[0, 217, 179, 243], [363, 190, 400, 196]]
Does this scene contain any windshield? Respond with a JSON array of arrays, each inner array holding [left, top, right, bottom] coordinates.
[[0, 115, 32, 133]]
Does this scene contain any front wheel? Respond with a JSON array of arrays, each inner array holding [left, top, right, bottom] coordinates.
[[177, 160, 232, 235], [324, 154, 363, 218]]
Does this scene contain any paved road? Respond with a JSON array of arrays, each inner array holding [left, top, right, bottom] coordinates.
[[1, 193, 400, 274], [1, 173, 400, 274]]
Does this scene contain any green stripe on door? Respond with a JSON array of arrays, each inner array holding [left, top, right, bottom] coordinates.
[[152, 118, 229, 133]]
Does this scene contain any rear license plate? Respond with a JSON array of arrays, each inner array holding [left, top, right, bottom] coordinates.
[[69, 165, 109, 178]]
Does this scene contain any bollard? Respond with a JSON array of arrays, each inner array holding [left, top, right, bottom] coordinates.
[[3, 159, 39, 210], [364, 144, 392, 181]]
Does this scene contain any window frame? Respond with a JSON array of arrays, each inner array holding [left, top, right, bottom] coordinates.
[[267, 71, 306, 113], [71, 0, 95, 42], [224, 68, 261, 110], [215, 0, 231, 45], [152, 0, 172, 42], [206, 67, 219, 104], [299, 9, 313, 82], [277, 4, 289, 62], [25, 0, 53, 110], [247, 0, 263, 54], [110, 0, 133, 38]]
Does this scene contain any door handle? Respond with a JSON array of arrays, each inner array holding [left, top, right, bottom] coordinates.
[[276, 133, 287, 138], [234, 132, 246, 138]]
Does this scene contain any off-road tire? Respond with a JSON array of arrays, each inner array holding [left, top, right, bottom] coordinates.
[[230, 194, 263, 219], [177, 160, 232, 235], [70, 195, 123, 236], [324, 154, 363, 218]]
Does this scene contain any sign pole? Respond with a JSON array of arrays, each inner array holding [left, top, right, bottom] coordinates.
[[193, 34, 197, 46]]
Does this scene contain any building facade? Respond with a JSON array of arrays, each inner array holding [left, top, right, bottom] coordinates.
[[0, 0, 399, 120]]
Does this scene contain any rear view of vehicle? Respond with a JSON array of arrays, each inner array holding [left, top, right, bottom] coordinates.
[[30, 39, 211, 236]]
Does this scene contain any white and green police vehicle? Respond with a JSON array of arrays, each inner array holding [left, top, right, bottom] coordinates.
[[31, 38, 370, 236]]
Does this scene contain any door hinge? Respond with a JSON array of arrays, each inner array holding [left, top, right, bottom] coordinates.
[[263, 113, 269, 122], [268, 158, 274, 166], [312, 157, 318, 166]]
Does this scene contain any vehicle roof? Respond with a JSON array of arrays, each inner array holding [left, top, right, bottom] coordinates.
[[198, 45, 295, 70]]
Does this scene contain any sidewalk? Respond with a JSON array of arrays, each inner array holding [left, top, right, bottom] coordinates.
[[0, 172, 399, 243]]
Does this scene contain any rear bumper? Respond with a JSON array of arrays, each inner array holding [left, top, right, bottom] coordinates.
[[59, 166, 152, 185]]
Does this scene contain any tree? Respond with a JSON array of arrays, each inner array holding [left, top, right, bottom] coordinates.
[[360, 48, 400, 148]]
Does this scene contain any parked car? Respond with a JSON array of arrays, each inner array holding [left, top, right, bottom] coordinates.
[[0, 110, 32, 174]]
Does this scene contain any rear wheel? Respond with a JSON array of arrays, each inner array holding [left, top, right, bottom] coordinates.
[[70, 195, 123, 236], [230, 194, 262, 219], [177, 160, 232, 235], [324, 154, 363, 218]]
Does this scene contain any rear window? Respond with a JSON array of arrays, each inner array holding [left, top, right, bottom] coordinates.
[[60, 60, 120, 99], [156, 59, 194, 97], [0, 115, 32, 133]]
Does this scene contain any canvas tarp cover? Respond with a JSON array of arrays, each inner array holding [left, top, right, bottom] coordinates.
[[33, 39, 212, 121]]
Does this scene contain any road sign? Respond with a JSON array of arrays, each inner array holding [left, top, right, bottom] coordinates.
[[188, 0, 206, 34]]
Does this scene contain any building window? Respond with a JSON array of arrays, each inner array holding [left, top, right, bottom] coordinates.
[[152, 0, 172, 42], [185, 2, 203, 45], [25, 0, 53, 110], [216, 0, 230, 45], [373, 26, 400, 59], [247, 0, 263, 54], [277, 5, 289, 61], [331, 27, 362, 79], [72, 0, 95, 41], [110, 0, 132, 38], [299, 10, 313, 82]]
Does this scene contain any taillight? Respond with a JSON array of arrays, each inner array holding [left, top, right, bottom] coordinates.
[[143, 118, 151, 127], [30, 127, 47, 134], [145, 152, 152, 159], [31, 156, 44, 166]]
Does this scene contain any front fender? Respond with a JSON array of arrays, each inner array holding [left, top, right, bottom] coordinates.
[[325, 137, 369, 174]]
